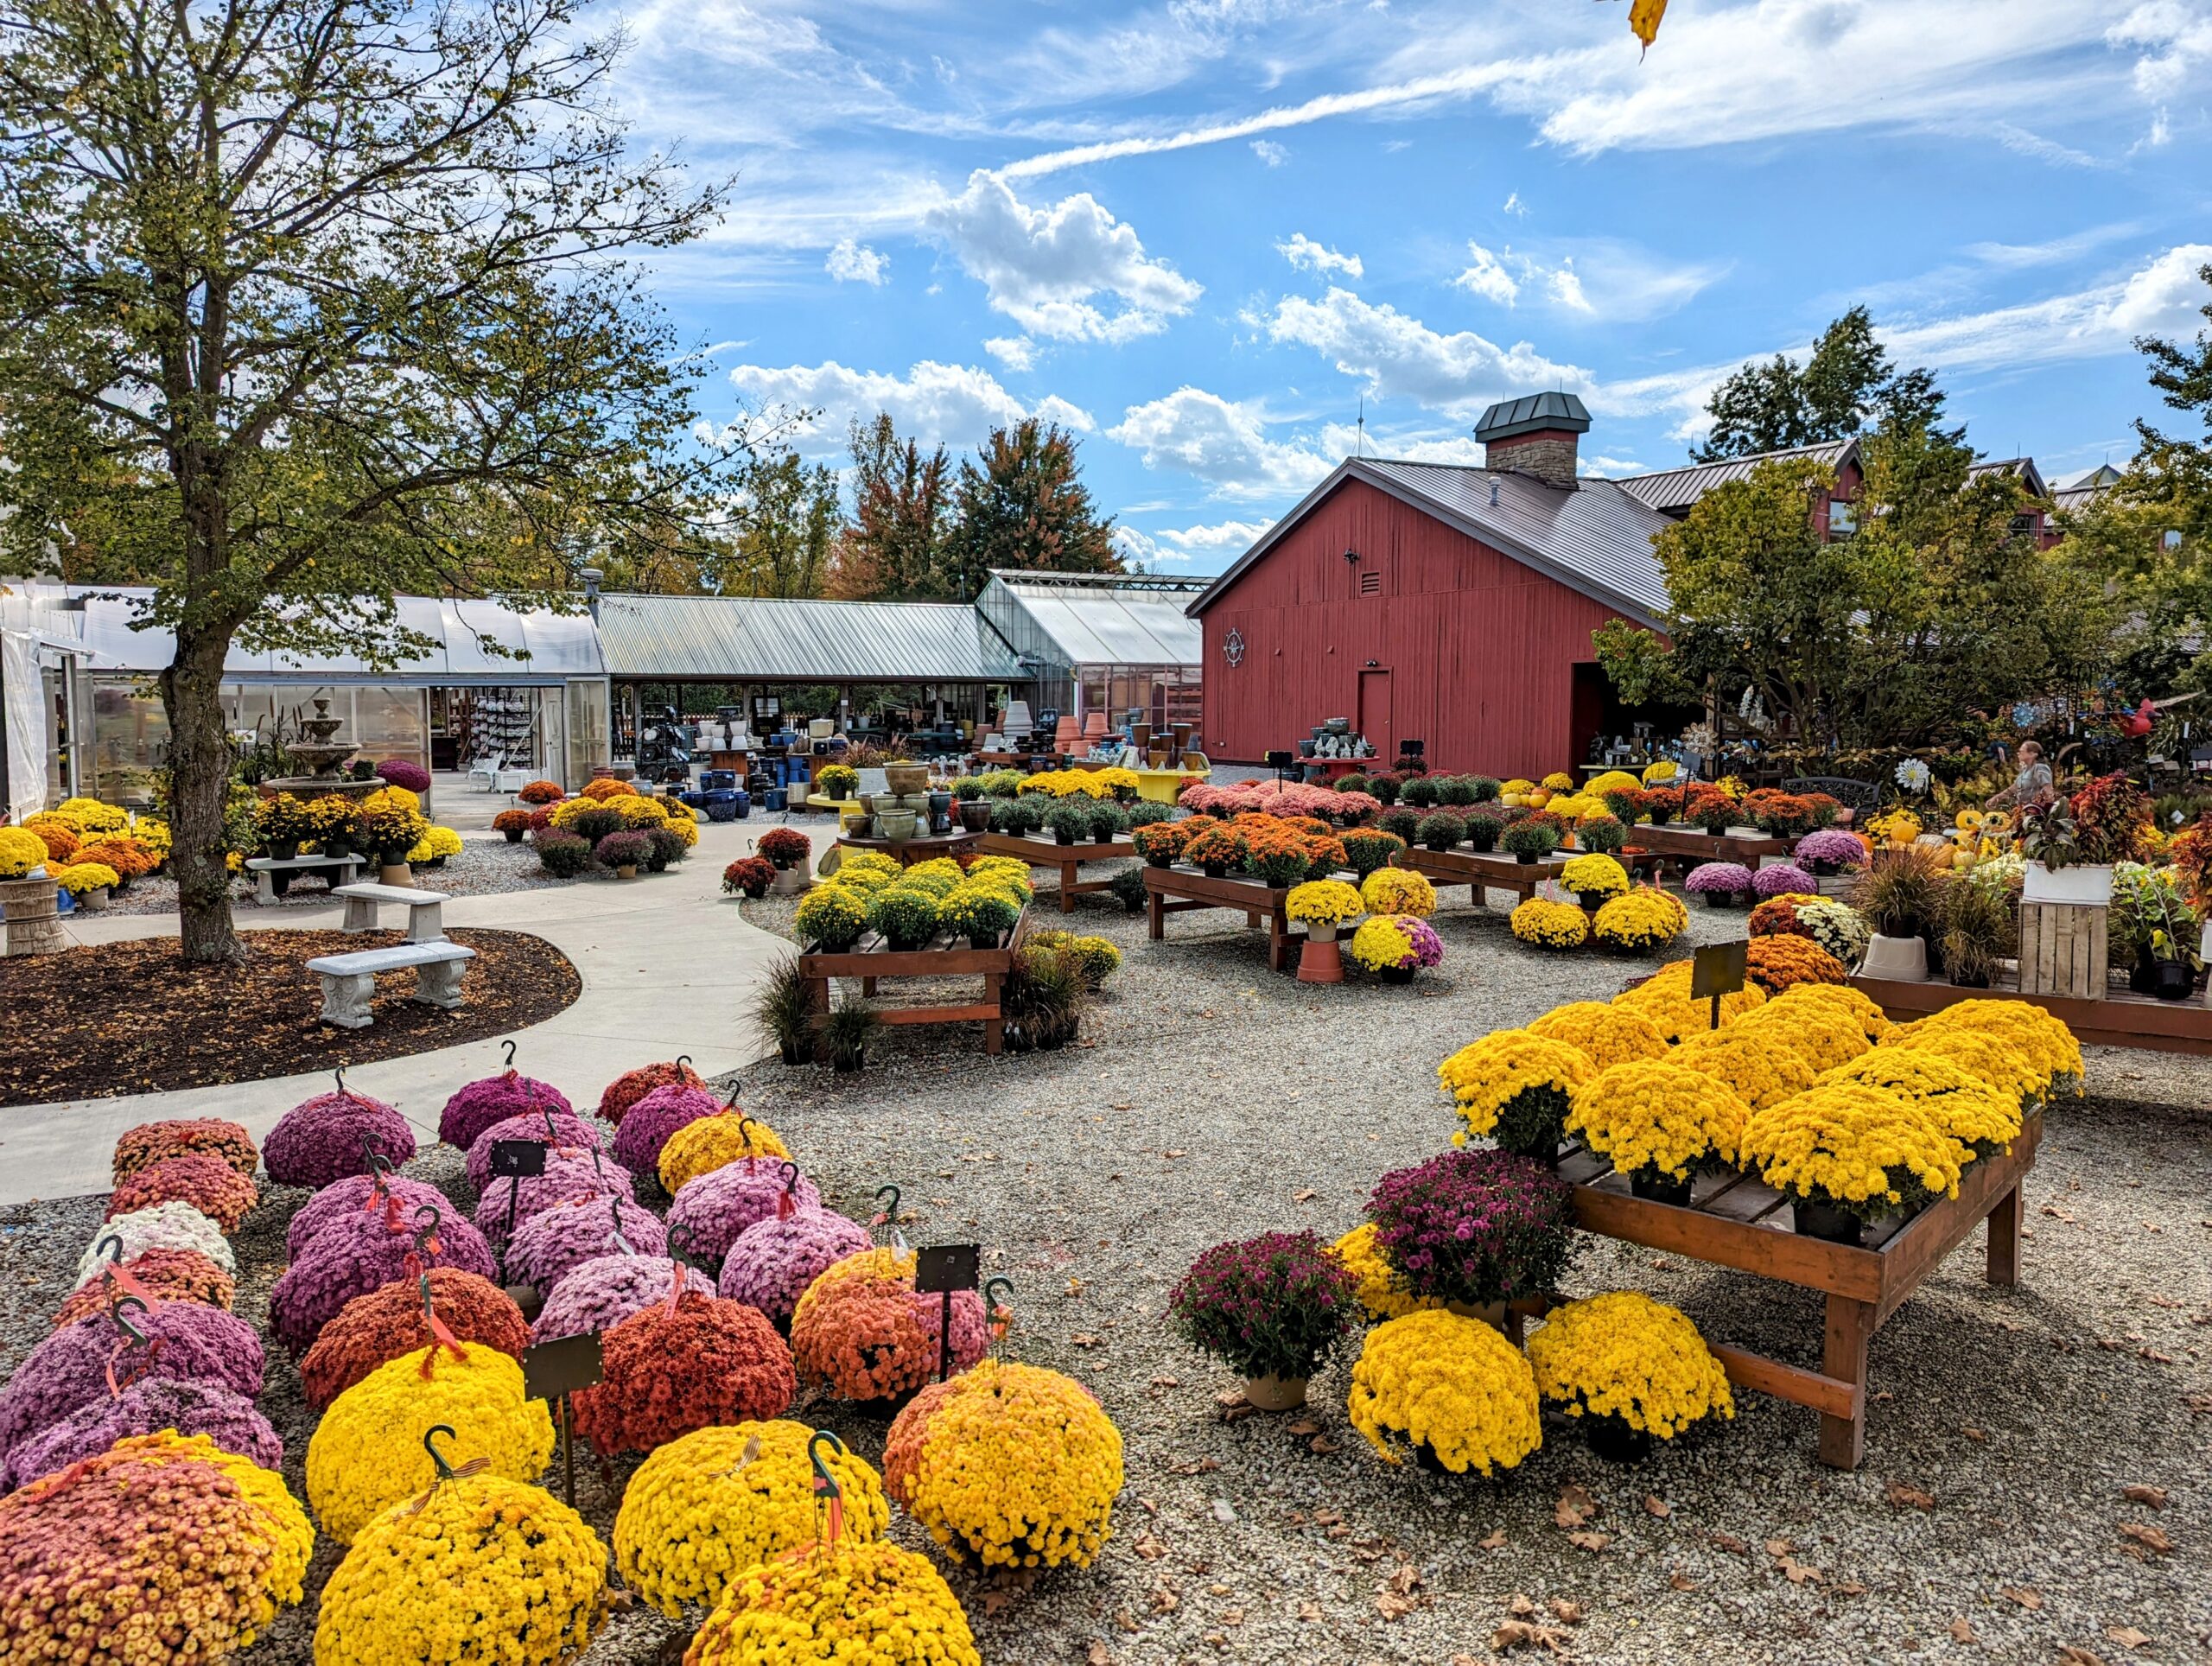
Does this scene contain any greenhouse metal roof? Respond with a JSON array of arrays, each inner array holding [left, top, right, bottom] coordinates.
[[978, 571, 1205, 669], [592, 593, 1025, 684]]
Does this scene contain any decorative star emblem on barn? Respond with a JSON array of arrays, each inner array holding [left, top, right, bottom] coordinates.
[[1223, 627, 1246, 667]]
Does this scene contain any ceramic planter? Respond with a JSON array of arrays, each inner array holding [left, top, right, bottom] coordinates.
[[378, 864, 412, 887], [77, 886, 110, 912], [1242, 1374, 1307, 1412], [1296, 933, 1344, 984], [877, 811, 919, 842], [1860, 932, 1928, 981], [2022, 862, 2113, 906], [615, 863, 639, 880], [957, 801, 992, 831]]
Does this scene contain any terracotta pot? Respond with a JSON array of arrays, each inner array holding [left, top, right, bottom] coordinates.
[[1296, 934, 1344, 984], [1242, 1374, 1307, 1412], [615, 863, 639, 880]]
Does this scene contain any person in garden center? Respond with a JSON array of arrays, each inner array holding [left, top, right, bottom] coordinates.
[[1984, 740, 2056, 813]]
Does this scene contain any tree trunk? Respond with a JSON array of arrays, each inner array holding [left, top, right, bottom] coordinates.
[[160, 626, 244, 964]]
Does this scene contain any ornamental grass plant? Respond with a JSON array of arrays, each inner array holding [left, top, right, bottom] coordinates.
[[1365, 1148, 1574, 1311], [1168, 1230, 1360, 1386]]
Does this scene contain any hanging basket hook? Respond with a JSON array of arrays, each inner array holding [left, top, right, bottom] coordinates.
[[111, 1294, 149, 1346], [95, 1233, 124, 1266], [333, 1064, 348, 1098], [423, 1423, 460, 1480], [501, 1039, 517, 1073], [779, 1160, 800, 1192], [412, 1202, 443, 1255]]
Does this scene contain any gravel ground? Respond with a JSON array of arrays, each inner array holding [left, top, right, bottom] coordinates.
[[95, 835, 575, 918], [3, 862, 2207, 1666]]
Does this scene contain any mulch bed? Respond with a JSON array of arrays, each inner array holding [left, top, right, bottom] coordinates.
[[0, 928, 580, 1107]]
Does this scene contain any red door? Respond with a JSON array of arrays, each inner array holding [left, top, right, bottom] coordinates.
[[1358, 670, 1393, 762]]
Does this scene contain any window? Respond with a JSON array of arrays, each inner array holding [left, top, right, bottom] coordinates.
[[1358, 570, 1381, 595], [1827, 499, 1857, 537]]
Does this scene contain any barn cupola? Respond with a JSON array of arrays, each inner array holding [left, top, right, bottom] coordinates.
[[1474, 391, 1591, 489]]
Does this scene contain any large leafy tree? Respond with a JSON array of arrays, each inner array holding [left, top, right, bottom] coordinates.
[[938, 419, 1121, 601], [829, 414, 953, 601], [0, 0, 738, 961], [1694, 307, 1947, 461], [728, 447, 838, 598]]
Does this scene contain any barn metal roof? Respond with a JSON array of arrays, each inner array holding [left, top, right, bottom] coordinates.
[[1967, 456, 2050, 498], [593, 593, 1023, 683], [980, 571, 1205, 669], [1611, 439, 1857, 514], [1186, 457, 1673, 628]]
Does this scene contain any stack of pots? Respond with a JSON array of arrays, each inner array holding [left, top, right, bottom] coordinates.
[[864, 762, 933, 841]]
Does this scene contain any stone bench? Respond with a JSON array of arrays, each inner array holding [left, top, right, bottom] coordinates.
[[333, 882, 450, 944], [245, 853, 367, 905], [306, 941, 476, 1029]]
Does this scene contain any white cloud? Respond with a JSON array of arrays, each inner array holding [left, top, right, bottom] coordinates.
[[1882, 243, 2212, 371], [1278, 232, 1363, 280], [1113, 526, 1163, 566], [1250, 138, 1289, 166], [1264, 287, 1589, 418], [1502, 191, 1529, 218], [1546, 262, 1592, 313], [1154, 518, 1275, 555], [925, 171, 1203, 343], [984, 336, 1036, 372], [728, 359, 1095, 455], [824, 238, 889, 285], [1583, 454, 1649, 477], [2109, 1, 2212, 99], [1108, 387, 1336, 500], [1452, 242, 1519, 306]]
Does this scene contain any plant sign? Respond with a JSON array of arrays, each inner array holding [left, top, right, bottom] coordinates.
[[521, 1332, 604, 1508], [490, 1140, 549, 1285], [916, 1243, 981, 1385], [1690, 940, 1747, 1031]]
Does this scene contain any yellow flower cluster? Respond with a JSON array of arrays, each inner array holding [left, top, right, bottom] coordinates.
[[53, 796, 129, 832], [1885, 1026, 2044, 1108], [1329, 1224, 1440, 1322], [1349, 915, 1416, 974], [1359, 866, 1436, 918], [1559, 854, 1630, 900], [963, 855, 1035, 902], [1586, 770, 1643, 798], [1865, 808, 1923, 848], [887, 1360, 1123, 1569], [306, 1345, 555, 1544], [1346, 1310, 1542, 1475], [1895, 1000, 2083, 1097], [1020, 769, 1113, 798], [54, 862, 119, 896], [0, 827, 47, 878], [659, 1113, 793, 1194], [1592, 888, 1688, 952], [1541, 772, 1578, 792], [1437, 1030, 1593, 1142], [1732, 1000, 1871, 1074], [1739, 1082, 1962, 1211], [1769, 982, 1894, 1045], [316, 1471, 605, 1665], [1567, 1059, 1750, 1180], [1611, 958, 1766, 1043], [684, 1540, 980, 1666], [1641, 760, 1679, 785], [1510, 898, 1589, 951], [404, 824, 464, 863], [1286, 878, 1364, 926], [1525, 1293, 1734, 1438], [362, 785, 420, 817], [615, 1421, 889, 1616], [1819, 1047, 2022, 1157], [1671, 1024, 1821, 1110], [1529, 1001, 1669, 1069]]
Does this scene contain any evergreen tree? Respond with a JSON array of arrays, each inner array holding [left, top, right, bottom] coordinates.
[[830, 414, 952, 600], [939, 420, 1121, 601]]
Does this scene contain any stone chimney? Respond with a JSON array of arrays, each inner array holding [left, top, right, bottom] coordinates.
[[1474, 392, 1591, 489]]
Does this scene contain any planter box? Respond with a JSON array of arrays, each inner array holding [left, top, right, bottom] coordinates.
[[2022, 862, 2113, 906], [2018, 900, 2107, 1000]]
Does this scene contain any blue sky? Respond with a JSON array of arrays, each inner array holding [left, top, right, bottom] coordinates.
[[606, 0, 2212, 574]]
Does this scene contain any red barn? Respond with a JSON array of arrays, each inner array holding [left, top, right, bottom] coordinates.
[[1186, 393, 1680, 780]]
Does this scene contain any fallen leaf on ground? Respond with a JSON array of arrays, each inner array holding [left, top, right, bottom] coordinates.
[[1147, 1584, 1179, 1614], [1313, 1509, 1342, 1526], [1164, 1149, 1186, 1159], [1669, 1572, 1697, 1592], [1833, 1580, 1869, 1596], [1491, 1620, 1574, 1656], [1764, 1538, 1795, 1558], [1308, 1434, 1339, 1454], [2058, 1648, 2108, 1666], [1294, 1189, 1316, 1203], [1963, 1426, 1988, 1441], [1167, 1457, 1218, 1476], [1148, 1374, 1179, 1389], [1777, 1555, 1822, 1585], [1215, 1388, 1248, 1408], [1707, 1532, 1750, 1555], [1133, 1532, 1166, 1561], [981, 1589, 1015, 1618], [2118, 1523, 2173, 1554], [2001, 1585, 2044, 1610], [1554, 1485, 1598, 1529], [1568, 1531, 1612, 1553], [1645, 1495, 1672, 1518], [1072, 1333, 1102, 1349], [2120, 1485, 2167, 1508], [1948, 1619, 1977, 1644], [1087, 1644, 1113, 1666], [1478, 1528, 1508, 1549], [1885, 1480, 1936, 1510], [1297, 1602, 1322, 1622], [1548, 1597, 1584, 1624], [2105, 1626, 2152, 1650], [1286, 1419, 1320, 1436]]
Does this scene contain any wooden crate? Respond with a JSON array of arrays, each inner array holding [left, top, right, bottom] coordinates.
[[2017, 900, 2107, 999]]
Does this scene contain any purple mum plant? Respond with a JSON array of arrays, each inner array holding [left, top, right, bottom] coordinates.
[[666, 1160, 821, 1269], [3, 1377, 280, 1492], [530, 1254, 714, 1345], [283, 1173, 449, 1262], [463, 1111, 606, 1194], [1682, 862, 1754, 896], [0, 1305, 264, 1461], [716, 1209, 873, 1326], [505, 1197, 669, 1297], [1398, 916, 1445, 970], [262, 1089, 416, 1189], [1794, 830, 1867, 870], [609, 1084, 724, 1178], [1366, 1148, 1574, 1310], [1753, 862, 1819, 898], [1167, 1230, 1359, 1383], [268, 1204, 497, 1354], [438, 1071, 576, 1151], [471, 1148, 635, 1255]]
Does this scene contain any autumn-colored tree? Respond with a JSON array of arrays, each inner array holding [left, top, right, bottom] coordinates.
[[829, 414, 952, 600], [938, 420, 1121, 601], [729, 447, 839, 597]]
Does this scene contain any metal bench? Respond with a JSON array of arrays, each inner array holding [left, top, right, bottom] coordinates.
[[245, 853, 367, 904], [306, 941, 476, 1028], [333, 881, 450, 944]]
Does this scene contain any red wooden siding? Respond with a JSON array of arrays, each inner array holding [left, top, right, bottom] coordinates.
[[1198, 478, 1644, 781]]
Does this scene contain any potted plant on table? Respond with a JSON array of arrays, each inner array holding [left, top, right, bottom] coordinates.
[[795, 885, 868, 953], [939, 884, 1020, 950], [1565, 1058, 1747, 1206], [1365, 1148, 1575, 1330], [1738, 1080, 1962, 1245], [1852, 845, 1946, 981], [816, 763, 860, 803], [1683, 861, 1753, 908], [254, 792, 313, 862], [1131, 821, 1192, 868], [1436, 1029, 1593, 1161], [1341, 829, 1407, 879], [1287, 879, 1363, 984], [1084, 799, 1124, 843], [1938, 876, 2011, 989], [1686, 786, 1735, 836], [1182, 823, 1244, 879], [1169, 1230, 1359, 1413], [1575, 814, 1627, 855], [1500, 818, 1559, 866], [2018, 772, 2148, 906], [1415, 811, 1465, 853], [1463, 810, 1503, 853], [1045, 802, 1089, 847], [950, 776, 993, 831], [867, 887, 941, 952]]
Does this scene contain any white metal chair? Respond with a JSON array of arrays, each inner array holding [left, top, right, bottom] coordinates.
[[464, 752, 505, 790]]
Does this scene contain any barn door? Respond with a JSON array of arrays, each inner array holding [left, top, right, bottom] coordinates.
[[1358, 670, 1393, 762]]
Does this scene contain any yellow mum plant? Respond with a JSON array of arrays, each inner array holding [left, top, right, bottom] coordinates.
[[1541, 771, 1578, 792], [1359, 866, 1436, 918], [0, 827, 48, 878], [1329, 1223, 1440, 1323], [1558, 853, 1630, 901], [316, 1462, 605, 1665], [1819, 1048, 2021, 1159], [658, 1112, 792, 1194], [1641, 760, 1678, 785], [1611, 959, 1766, 1042], [684, 1539, 980, 1666], [1895, 1000, 2082, 1096], [1286, 879, 1364, 927], [1768, 982, 1895, 1045], [1592, 888, 1688, 953], [1586, 770, 1642, 798], [1437, 1029, 1593, 1155], [404, 824, 464, 863], [1527, 1001, 1669, 1070], [1672, 1024, 1821, 1110], [1510, 897, 1589, 951], [1878, 1025, 2044, 1110], [1525, 1292, 1734, 1440], [54, 796, 128, 832], [1567, 1059, 1750, 1181], [615, 1421, 889, 1616], [306, 1345, 555, 1545], [1730, 1000, 1871, 1074], [1739, 1082, 1962, 1219], [883, 1359, 1123, 1569], [1347, 1309, 1542, 1475]]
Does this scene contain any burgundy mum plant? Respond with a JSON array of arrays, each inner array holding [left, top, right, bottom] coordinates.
[[1167, 1230, 1359, 1383], [0, 1304, 265, 1461], [1366, 1149, 1574, 1310], [438, 1071, 576, 1151], [3, 1377, 281, 1492], [262, 1089, 416, 1189], [609, 1084, 724, 1178]]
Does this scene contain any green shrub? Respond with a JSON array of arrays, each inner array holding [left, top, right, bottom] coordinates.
[[1107, 866, 1149, 912], [1341, 828, 1406, 879], [1464, 811, 1504, 852], [1465, 776, 1501, 804], [1086, 799, 1125, 840], [1122, 800, 1174, 829], [1337, 774, 1370, 798], [1401, 775, 1440, 809], [1415, 811, 1465, 851], [1046, 802, 1090, 843], [1502, 819, 1560, 860], [1433, 775, 1475, 807], [1380, 808, 1421, 845], [536, 832, 592, 878], [991, 797, 1046, 835], [1576, 817, 1627, 855], [950, 776, 985, 802], [1367, 774, 1401, 805]]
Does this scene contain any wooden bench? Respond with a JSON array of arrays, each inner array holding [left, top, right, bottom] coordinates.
[[972, 831, 1137, 913], [798, 912, 1029, 1054], [1399, 846, 1562, 911], [306, 941, 476, 1028], [333, 882, 451, 944], [245, 853, 367, 904]]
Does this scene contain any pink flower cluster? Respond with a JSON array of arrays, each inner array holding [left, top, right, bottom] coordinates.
[[1177, 780, 1378, 823], [715, 1209, 873, 1325], [1397, 916, 1445, 970], [463, 1110, 606, 1193], [530, 1254, 715, 1344], [1753, 862, 1818, 898], [437, 1071, 575, 1150], [4, 1377, 281, 1492], [609, 1083, 723, 1176], [666, 1160, 821, 1268], [0, 1304, 265, 1462], [471, 1149, 636, 1255], [505, 1197, 670, 1296], [262, 1089, 416, 1189], [269, 1204, 497, 1353], [284, 1173, 449, 1261]]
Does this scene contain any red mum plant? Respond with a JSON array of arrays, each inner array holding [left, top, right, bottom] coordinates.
[[297, 1269, 530, 1410], [788, 1251, 988, 1402], [111, 1117, 257, 1184], [106, 1153, 258, 1234], [570, 1290, 797, 1454], [721, 855, 775, 898], [518, 779, 564, 804], [51, 1248, 235, 1329], [755, 827, 811, 869], [527, 805, 558, 836], [597, 1058, 708, 1125]]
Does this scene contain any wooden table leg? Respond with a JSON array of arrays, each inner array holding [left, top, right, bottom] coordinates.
[[1059, 862, 1077, 913], [983, 971, 1004, 1055], [1147, 886, 1164, 941], [861, 976, 878, 997], [1817, 1295, 1872, 1469], [1269, 911, 1290, 973], [1986, 1183, 2023, 1288]]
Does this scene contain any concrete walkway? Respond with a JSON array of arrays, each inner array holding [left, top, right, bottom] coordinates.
[[3, 812, 836, 1204]]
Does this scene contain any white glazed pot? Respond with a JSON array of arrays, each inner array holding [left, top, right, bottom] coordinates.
[[1859, 932, 1929, 982], [2021, 862, 2113, 906]]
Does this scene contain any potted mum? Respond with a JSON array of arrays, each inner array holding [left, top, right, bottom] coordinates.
[[795, 885, 868, 953], [1795, 830, 1866, 877], [1527, 1292, 1735, 1462], [1287, 878, 1364, 984], [1500, 818, 1559, 866], [1366, 1148, 1575, 1327], [1436, 1028, 1593, 1160], [1559, 853, 1630, 912], [1415, 811, 1465, 854], [867, 887, 940, 952], [756, 828, 813, 896], [1045, 802, 1089, 847], [1682, 861, 1753, 908], [1183, 823, 1243, 879], [1349, 914, 1443, 984], [815, 763, 859, 803], [1738, 1080, 1962, 1245], [1132, 821, 1192, 868], [721, 855, 775, 899], [1687, 786, 1735, 836], [492, 809, 533, 845], [595, 830, 652, 879], [1565, 1058, 1747, 1205], [1341, 828, 1407, 880], [1464, 809, 1503, 853], [1169, 1230, 1359, 1411]]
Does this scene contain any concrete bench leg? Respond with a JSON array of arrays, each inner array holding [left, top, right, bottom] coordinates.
[[412, 957, 467, 1008], [404, 903, 444, 944], [318, 971, 376, 1028], [256, 871, 279, 906], [341, 897, 378, 934]]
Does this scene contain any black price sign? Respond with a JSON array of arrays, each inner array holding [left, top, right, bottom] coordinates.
[[521, 1332, 604, 1401], [1690, 941, 1747, 999], [489, 1140, 547, 1180], [1263, 749, 1294, 769], [914, 1243, 981, 1294]]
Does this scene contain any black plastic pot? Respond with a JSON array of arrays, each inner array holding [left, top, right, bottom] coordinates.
[[502, 828, 524, 844], [2129, 947, 2161, 995], [1629, 1168, 1694, 1207], [1202, 862, 1229, 879], [1053, 827, 1077, 845], [1584, 1411, 1656, 1465], [1793, 1199, 1863, 1245], [778, 1039, 808, 1066], [1514, 851, 1537, 866], [1379, 965, 1415, 985], [2155, 958, 2196, 1002]]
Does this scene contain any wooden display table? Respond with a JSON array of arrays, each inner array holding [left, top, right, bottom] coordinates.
[[1298, 757, 1378, 782], [1140, 865, 1306, 973], [1625, 824, 1794, 880], [972, 832, 1136, 913], [798, 912, 1030, 1054], [1852, 974, 2212, 1055], [833, 830, 980, 868], [1400, 846, 1562, 910], [1550, 1110, 2042, 1469]]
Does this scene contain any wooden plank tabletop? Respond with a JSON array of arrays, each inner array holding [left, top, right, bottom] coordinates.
[[1853, 975, 2212, 1055]]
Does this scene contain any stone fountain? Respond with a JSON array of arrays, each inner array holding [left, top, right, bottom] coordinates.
[[261, 696, 380, 803]]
